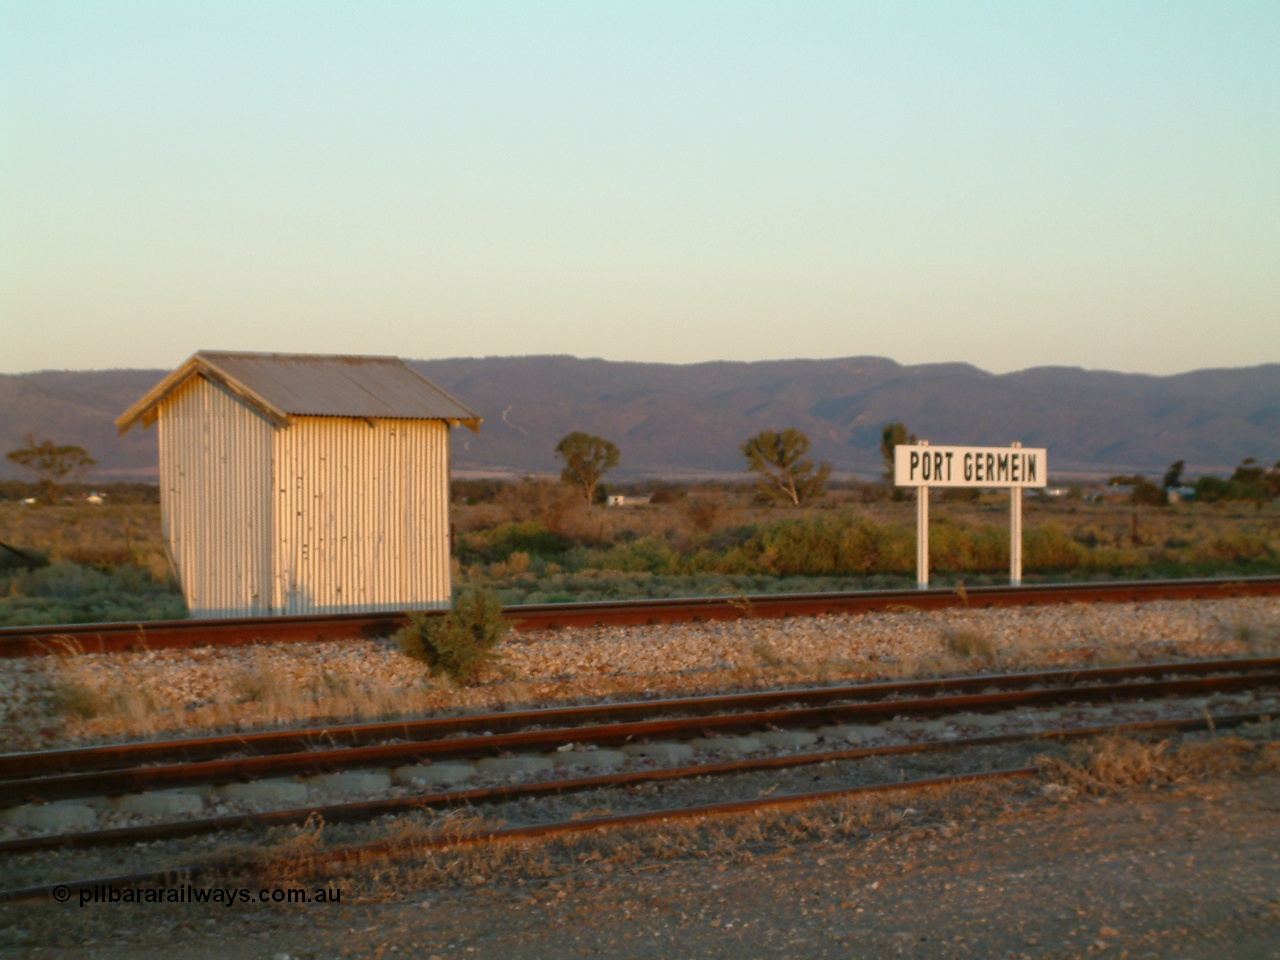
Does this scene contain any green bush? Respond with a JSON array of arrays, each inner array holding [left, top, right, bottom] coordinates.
[[0, 561, 187, 626], [594, 536, 683, 574], [395, 589, 509, 685], [1024, 523, 1089, 571], [459, 521, 569, 564]]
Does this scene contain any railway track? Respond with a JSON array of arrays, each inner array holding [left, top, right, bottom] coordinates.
[[3, 575, 1279, 657], [3, 708, 1277, 904], [1, 657, 1276, 862]]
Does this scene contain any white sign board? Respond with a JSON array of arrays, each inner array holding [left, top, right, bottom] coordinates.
[[894, 445, 1047, 488]]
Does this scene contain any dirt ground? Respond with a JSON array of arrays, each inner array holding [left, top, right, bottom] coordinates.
[[4, 770, 1278, 960]]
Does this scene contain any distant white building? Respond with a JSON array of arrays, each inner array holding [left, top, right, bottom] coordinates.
[[117, 351, 481, 618], [606, 494, 652, 507]]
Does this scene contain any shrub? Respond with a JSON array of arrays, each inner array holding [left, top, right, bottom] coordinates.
[[395, 589, 509, 685], [1024, 523, 1088, 571], [595, 537, 682, 574], [685, 494, 727, 533], [941, 626, 996, 660], [460, 521, 569, 564]]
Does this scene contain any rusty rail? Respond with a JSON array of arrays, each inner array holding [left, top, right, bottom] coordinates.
[[0, 710, 1265, 858], [3, 663, 1277, 805], [2, 575, 1279, 658], [6, 655, 1276, 781], [0, 765, 1043, 903]]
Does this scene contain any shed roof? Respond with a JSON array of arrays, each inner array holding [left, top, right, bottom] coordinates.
[[117, 351, 482, 434]]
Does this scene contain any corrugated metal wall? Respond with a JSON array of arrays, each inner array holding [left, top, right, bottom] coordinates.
[[159, 379, 274, 618], [272, 417, 451, 614]]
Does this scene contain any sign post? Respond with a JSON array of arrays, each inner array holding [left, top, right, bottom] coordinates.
[[916, 442, 929, 588], [894, 442, 1047, 589], [1009, 442, 1023, 586]]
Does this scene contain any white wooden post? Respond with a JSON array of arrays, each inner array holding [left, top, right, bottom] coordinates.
[[916, 441, 929, 589], [1010, 441, 1023, 586]]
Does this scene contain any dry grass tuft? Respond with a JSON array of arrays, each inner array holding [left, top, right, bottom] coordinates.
[[1257, 742, 1280, 773], [1038, 734, 1251, 795], [47, 682, 106, 720], [940, 626, 996, 660], [248, 781, 1009, 894], [1228, 619, 1280, 655], [750, 639, 787, 668]]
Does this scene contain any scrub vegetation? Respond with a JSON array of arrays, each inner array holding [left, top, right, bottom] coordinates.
[[0, 486, 181, 626], [452, 477, 1280, 606], [1, 475, 1279, 626]]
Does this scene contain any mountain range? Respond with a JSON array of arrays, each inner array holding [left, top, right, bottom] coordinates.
[[1, 356, 1277, 482]]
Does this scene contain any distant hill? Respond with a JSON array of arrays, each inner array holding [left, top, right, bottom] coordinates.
[[2, 356, 1277, 481]]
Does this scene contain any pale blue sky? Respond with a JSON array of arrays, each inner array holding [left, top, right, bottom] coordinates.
[[2, 2, 1277, 375]]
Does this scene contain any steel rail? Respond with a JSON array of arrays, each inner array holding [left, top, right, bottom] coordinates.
[[4, 669, 1277, 805], [6, 655, 1277, 781], [44, 735, 1274, 906], [0, 710, 1264, 858], [2, 575, 1278, 658], [0, 768, 1041, 903]]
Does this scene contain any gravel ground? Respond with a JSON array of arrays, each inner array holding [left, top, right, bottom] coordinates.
[[2, 753, 1276, 959], [1, 598, 1277, 957], [1, 718, 1276, 916], [4, 597, 1278, 751]]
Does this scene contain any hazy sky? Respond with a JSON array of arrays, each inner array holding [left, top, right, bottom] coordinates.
[[2, 2, 1277, 376]]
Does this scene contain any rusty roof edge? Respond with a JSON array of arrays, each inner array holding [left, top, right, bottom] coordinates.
[[115, 355, 201, 435], [115, 353, 291, 435]]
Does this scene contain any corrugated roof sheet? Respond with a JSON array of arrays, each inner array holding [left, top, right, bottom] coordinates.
[[117, 351, 482, 434]]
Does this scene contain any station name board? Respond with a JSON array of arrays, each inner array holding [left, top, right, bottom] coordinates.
[[894, 444, 1048, 488]]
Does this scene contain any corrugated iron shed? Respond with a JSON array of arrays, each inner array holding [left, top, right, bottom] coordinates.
[[117, 350, 479, 617], [117, 351, 481, 435]]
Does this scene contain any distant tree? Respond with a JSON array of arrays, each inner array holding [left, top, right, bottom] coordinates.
[[1162, 460, 1185, 490], [879, 422, 917, 484], [5, 434, 95, 503], [1231, 457, 1264, 485], [1192, 457, 1279, 503], [741, 428, 831, 505], [1229, 458, 1270, 503], [1131, 480, 1166, 506], [1193, 475, 1232, 503], [555, 432, 619, 505]]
